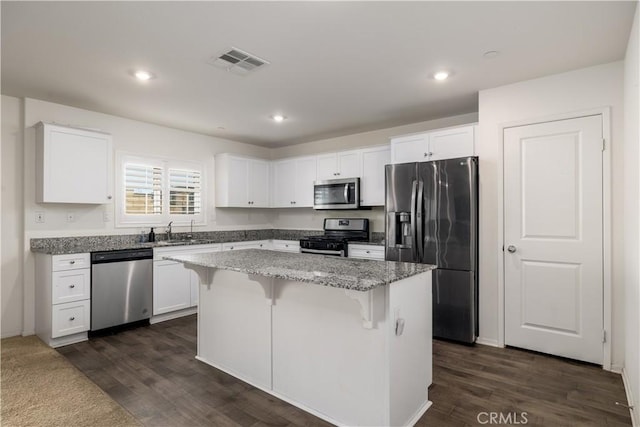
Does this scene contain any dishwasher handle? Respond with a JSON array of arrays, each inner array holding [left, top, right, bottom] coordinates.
[[91, 249, 153, 264]]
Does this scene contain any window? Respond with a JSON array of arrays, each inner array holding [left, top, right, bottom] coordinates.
[[117, 153, 206, 227], [169, 169, 202, 215], [124, 163, 163, 215]]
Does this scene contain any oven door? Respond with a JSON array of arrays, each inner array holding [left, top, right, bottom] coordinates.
[[313, 178, 360, 210]]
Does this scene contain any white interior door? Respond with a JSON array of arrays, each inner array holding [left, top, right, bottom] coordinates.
[[504, 115, 603, 364]]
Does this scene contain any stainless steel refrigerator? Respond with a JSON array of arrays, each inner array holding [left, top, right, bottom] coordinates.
[[385, 157, 478, 343]]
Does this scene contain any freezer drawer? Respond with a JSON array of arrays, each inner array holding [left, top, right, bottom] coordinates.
[[432, 269, 476, 344]]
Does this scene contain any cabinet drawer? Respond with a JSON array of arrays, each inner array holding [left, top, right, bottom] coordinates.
[[271, 240, 300, 253], [348, 245, 385, 260], [222, 241, 269, 251], [52, 300, 90, 338], [52, 269, 90, 304], [52, 253, 90, 271]]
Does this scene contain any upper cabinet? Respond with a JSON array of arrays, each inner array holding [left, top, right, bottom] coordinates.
[[215, 154, 270, 208], [272, 156, 317, 207], [316, 150, 361, 181], [36, 122, 113, 204], [360, 146, 390, 206], [390, 124, 476, 164]]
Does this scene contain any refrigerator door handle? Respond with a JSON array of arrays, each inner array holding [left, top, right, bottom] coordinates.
[[410, 180, 418, 259], [417, 180, 424, 260]]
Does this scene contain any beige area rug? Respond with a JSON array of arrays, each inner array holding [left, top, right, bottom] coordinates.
[[1, 335, 140, 427]]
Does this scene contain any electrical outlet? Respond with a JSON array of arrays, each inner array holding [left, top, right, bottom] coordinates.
[[66, 212, 76, 223], [35, 211, 45, 223], [103, 210, 111, 222]]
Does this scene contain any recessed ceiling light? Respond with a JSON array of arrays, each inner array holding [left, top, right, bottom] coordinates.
[[271, 114, 286, 123], [433, 71, 449, 81], [134, 70, 155, 81]]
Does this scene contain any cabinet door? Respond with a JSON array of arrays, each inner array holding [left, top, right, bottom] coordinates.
[[294, 156, 317, 207], [337, 150, 361, 178], [248, 159, 270, 207], [428, 126, 475, 161], [227, 156, 249, 206], [360, 146, 390, 206], [38, 123, 112, 204], [316, 154, 338, 180], [153, 260, 191, 315], [272, 159, 296, 207], [390, 134, 428, 164]]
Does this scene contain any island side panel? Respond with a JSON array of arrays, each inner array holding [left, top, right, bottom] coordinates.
[[389, 271, 433, 426], [271, 280, 389, 427], [197, 269, 272, 389]]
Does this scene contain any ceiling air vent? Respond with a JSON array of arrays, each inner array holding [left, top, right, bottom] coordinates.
[[208, 47, 269, 76]]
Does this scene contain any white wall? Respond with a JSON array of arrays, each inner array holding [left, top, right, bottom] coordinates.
[[11, 97, 275, 336], [1, 96, 24, 338], [478, 62, 625, 367], [623, 7, 639, 425], [270, 112, 479, 232], [271, 112, 478, 160]]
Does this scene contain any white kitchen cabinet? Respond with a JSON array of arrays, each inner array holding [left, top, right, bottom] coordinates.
[[390, 124, 476, 164], [152, 244, 221, 320], [360, 146, 390, 206], [35, 252, 92, 348], [316, 150, 361, 181], [428, 125, 475, 161], [271, 156, 317, 207], [222, 240, 270, 251], [348, 244, 385, 260], [36, 122, 112, 204], [215, 154, 270, 207], [271, 240, 301, 253]]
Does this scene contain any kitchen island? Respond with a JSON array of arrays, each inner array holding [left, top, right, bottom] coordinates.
[[167, 249, 435, 427]]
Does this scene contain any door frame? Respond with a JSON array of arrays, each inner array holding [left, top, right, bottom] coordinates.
[[497, 107, 612, 370]]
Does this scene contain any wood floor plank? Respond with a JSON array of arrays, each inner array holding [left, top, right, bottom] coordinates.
[[58, 315, 631, 426]]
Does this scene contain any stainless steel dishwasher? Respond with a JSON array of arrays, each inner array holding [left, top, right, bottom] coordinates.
[[91, 248, 153, 331]]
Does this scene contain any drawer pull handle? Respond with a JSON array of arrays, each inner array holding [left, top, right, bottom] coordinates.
[[69, 317, 75, 321], [69, 284, 75, 288], [69, 260, 76, 264], [366, 250, 371, 254]]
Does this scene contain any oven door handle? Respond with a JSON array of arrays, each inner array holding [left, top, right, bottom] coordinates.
[[300, 248, 345, 257]]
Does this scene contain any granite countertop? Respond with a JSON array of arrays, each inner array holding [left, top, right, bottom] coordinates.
[[30, 229, 384, 255], [167, 249, 434, 292]]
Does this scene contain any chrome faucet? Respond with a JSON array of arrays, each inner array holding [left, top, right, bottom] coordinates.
[[187, 219, 194, 239], [166, 221, 173, 241]]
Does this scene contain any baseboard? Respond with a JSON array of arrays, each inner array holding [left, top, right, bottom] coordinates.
[[1, 329, 23, 339], [476, 337, 501, 347], [621, 367, 638, 427], [610, 364, 624, 374], [150, 307, 197, 324]]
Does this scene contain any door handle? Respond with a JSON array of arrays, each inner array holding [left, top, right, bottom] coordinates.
[[344, 185, 349, 203], [410, 180, 418, 259], [507, 245, 517, 253], [416, 180, 424, 260]]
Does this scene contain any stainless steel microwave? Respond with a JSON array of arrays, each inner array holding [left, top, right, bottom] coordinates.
[[313, 178, 360, 210]]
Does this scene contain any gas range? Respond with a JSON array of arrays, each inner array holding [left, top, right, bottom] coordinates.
[[299, 218, 369, 257]]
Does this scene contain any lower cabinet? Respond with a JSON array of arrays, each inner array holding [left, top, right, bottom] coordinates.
[[348, 244, 385, 260], [222, 240, 270, 251], [35, 252, 92, 348], [152, 244, 222, 318], [271, 240, 300, 253]]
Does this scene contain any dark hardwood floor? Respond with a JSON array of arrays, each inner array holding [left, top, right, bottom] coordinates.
[[58, 315, 631, 426]]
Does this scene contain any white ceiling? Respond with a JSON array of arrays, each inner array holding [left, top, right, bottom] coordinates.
[[1, 1, 636, 147]]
